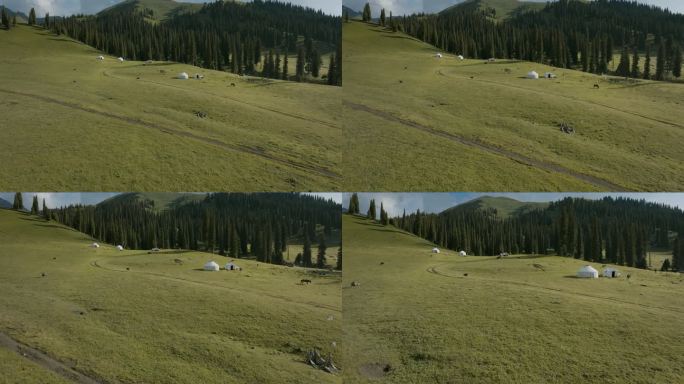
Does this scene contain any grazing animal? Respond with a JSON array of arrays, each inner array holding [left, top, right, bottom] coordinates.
[[463, 273, 468, 277], [380, 262, 385, 265], [230, 83, 236, 87], [399, 80, 403, 83], [301, 279, 312, 285], [41, 272, 46, 277], [351, 281, 360, 287], [52, 257, 56, 260], [593, 84, 600, 89], [627, 274, 631, 279], [126, 267, 130, 271]]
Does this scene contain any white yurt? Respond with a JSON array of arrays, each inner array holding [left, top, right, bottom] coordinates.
[[457, 55, 464, 60], [91, 242, 100, 248], [435, 53, 443, 58], [544, 72, 557, 78], [151, 248, 160, 252], [178, 72, 189, 80], [488, 58, 496, 62], [603, 268, 621, 278], [97, 55, 104, 61], [204, 261, 220, 271], [577, 265, 598, 278], [225, 262, 241, 271], [459, 250, 467, 256], [116, 245, 124, 251], [118, 57, 124, 62], [527, 71, 540, 79], [432, 247, 440, 254]]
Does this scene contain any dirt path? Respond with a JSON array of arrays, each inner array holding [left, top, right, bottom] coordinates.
[[343, 100, 626, 190], [0, 88, 340, 181], [89, 258, 341, 313], [426, 263, 684, 315], [437, 68, 684, 129], [0, 332, 105, 384]]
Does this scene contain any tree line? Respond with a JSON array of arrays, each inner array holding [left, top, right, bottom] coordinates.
[[40, 0, 341, 85], [361, 0, 683, 81], [9, 193, 341, 269], [348, 193, 684, 272]]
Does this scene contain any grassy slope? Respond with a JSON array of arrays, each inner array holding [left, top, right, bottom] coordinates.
[[443, 196, 548, 218], [342, 215, 684, 383], [0, 25, 341, 191], [0, 209, 341, 383], [342, 21, 684, 191], [441, 0, 546, 19]]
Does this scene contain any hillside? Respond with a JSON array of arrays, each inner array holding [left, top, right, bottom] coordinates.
[[343, 5, 362, 19], [342, 214, 684, 383], [0, 25, 341, 191], [99, 0, 202, 20], [440, 0, 545, 19], [0, 209, 342, 383], [0, 198, 11, 209], [97, 192, 205, 212], [1, 6, 28, 23], [441, 196, 548, 218], [342, 20, 684, 191]]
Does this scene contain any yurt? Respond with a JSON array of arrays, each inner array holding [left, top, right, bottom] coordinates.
[[178, 72, 189, 80], [435, 53, 443, 58], [488, 58, 496, 62], [116, 245, 124, 251], [204, 261, 220, 271], [432, 247, 440, 254], [225, 262, 241, 271], [151, 248, 160, 252], [91, 242, 100, 248], [118, 57, 124, 62], [603, 268, 621, 278], [527, 71, 540, 79], [457, 55, 464, 60], [459, 250, 467, 256], [97, 56, 104, 61], [577, 265, 598, 278], [544, 72, 557, 78]]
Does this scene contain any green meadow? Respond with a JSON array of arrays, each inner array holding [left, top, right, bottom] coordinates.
[[342, 215, 684, 383], [0, 25, 341, 192], [342, 21, 684, 191], [0, 209, 341, 383]]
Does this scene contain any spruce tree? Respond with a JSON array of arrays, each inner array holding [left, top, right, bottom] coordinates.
[[655, 43, 666, 80], [336, 246, 342, 270], [616, 46, 630, 77], [28, 8, 36, 26], [348, 193, 360, 215], [367, 199, 376, 220], [44, 13, 50, 29], [327, 54, 336, 85], [42, 199, 49, 220], [296, 47, 305, 82], [282, 51, 289, 80], [1, 7, 9, 29], [316, 235, 327, 268], [630, 45, 639, 78], [362, 3, 371, 23], [12, 193, 23, 210], [673, 46, 682, 78], [643, 45, 651, 79], [30, 196, 39, 215], [311, 49, 321, 78], [302, 233, 312, 267], [380, 9, 386, 27], [660, 258, 671, 271]]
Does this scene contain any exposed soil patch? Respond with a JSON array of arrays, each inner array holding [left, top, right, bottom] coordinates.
[[358, 362, 392, 379]]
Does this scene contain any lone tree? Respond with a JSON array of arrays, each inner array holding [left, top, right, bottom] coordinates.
[[380, 8, 386, 26], [380, 202, 389, 226], [282, 51, 288, 80], [327, 53, 337, 85], [1, 7, 9, 30], [336, 245, 342, 270], [28, 7, 36, 26], [615, 46, 630, 77], [362, 3, 371, 22], [348, 193, 360, 214], [12, 193, 23, 210], [643, 45, 651, 79], [311, 49, 321, 78], [296, 47, 305, 82], [44, 13, 50, 29], [367, 199, 376, 220], [655, 43, 666, 80], [316, 235, 327, 268], [30, 195, 39, 215], [302, 233, 312, 267], [673, 46, 682, 78], [661, 258, 671, 271], [42, 199, 50, 220], [630, 46, 640, 78]]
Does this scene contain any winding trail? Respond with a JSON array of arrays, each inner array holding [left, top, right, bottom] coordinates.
[[0, 332, 105, 384], [344, 100, 626, 190], [89, 258, 341, 313], [426, 263, 684, 315], [0, 88, 340, 180]]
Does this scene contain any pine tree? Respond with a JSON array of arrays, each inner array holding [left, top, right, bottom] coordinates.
[[336, 246, 342, 270], [316, 235, 327, 268], [12, 193, 23, 210], [311, 49, 321, 78], [44, 13, 50, 29], [28, 8, 36, 26], [1, 7, 9, 29], [42, 199, 50, 220], [302, 233, 312, 267], [296, 47, 305, 82], [673, 46, 682, 78], [655, 43, 666, 80], [344, 10, 349, 23], [367, 199, 376, 220], [362, 3, 371, 23], [327, 54, 336, 85], [348, 193, 360, 215], [282, 51, 289, 80], [630, 45, 639, 78], [643, 45, 651, 80], [30, 195, 39, 215], [661, 258, 671, 271], [616, 46, 630, 77], [380, 9, 386, 27]]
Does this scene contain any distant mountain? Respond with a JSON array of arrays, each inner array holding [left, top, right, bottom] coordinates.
[[343, 5, 362, 19], [98, 193, 206, 212], [0, 197, 12, 209], [99, 0, 202, 21], [1, 6, 29, 23], [441, 196, 548, 219], [440, 0, 545, 19]]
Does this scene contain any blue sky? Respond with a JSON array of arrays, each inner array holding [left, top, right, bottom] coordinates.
[[0, 193, 341, 210], [342, 193, 684, 216], [0, 0, 341, 16], [343, 0, 684, 15]]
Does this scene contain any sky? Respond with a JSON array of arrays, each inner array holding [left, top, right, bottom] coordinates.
[[342, 193, 684, 217], [0, 0, 341, 16], [343, 0, 684, 15], [0, 192, 341, 210]]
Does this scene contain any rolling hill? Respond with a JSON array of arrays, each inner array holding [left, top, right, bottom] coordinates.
[[441, 196, 548, 218], [343, 5, 362, 19], [99, 0, 202, 20], [97, 192, 205, 212], [0, 208, 342, 383], [440, 0, 546, 19], [0, 24, 341, 191], [342, 20, 684, 191], [342, 214, 684, 383]]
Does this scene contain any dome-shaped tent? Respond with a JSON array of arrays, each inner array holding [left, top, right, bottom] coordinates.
[[177, 72, 189, 80], [577, 265, 598, 278], [97, 56, 104, 61], [117, 57, 124, 62], [225, 262, 241, 271], [116, 245, 124, 251], [603, 268, 621, 278], [457, 55, 464, 60], [204, 261, 220, 271], [91, 242, 100, 248], [527, 71, 539, 79], [435, 53, 443, 58], [432, 247, 440, 254], [459, 250, 467, 256], [544, 72, 557, 78]]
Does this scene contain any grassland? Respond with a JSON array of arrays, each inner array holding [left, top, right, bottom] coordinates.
[[0, 25, 341, 191], [342, 21, 684, 191], [0, 209, 341, 383], [342, 215, 684, 383]]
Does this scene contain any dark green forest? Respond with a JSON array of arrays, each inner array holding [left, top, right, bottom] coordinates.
[[47, 0, 342, 85], [351, 194, 684, 271], [44, 193, 341, 268], [380, 0, 683, 80]]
